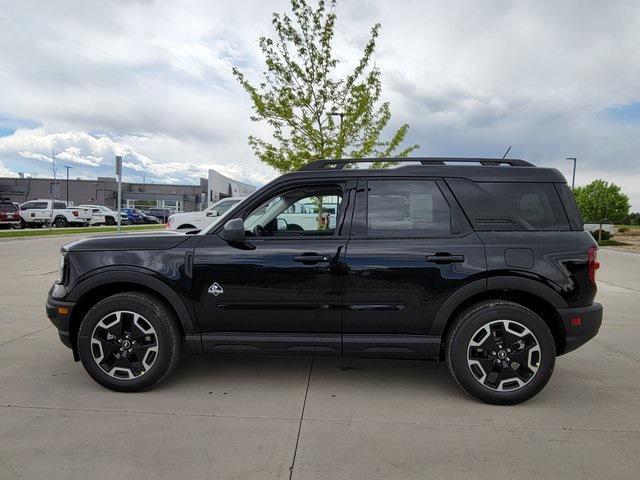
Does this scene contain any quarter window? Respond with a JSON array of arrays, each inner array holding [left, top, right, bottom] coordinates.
[[367, 180, 451, 237]]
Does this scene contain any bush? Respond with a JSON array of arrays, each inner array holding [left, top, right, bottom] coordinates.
[[590, 229, 611, 241]]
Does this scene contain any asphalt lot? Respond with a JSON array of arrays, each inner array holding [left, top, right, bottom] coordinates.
[[1, 235, 639, 479]]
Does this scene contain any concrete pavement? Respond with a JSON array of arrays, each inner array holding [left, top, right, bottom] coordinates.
[[0, 236, 639, 479]]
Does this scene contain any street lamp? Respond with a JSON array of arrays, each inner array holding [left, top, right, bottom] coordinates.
[[329, 111, 345, 130], [566, 157, 577, 190], [63, 165, 72, 205]]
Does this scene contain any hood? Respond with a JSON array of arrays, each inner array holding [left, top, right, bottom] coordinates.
[[62, 231, 190, 252]]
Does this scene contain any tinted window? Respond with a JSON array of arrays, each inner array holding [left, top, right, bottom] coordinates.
[[367, 180, 451, 237], [479, 183, 569, 230], [245, 186, 343, 237], [0, 202, 17, 212], [53, 202, 66, 209], [22, 202, 48, 210]]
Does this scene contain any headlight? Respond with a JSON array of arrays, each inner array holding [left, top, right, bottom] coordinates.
[[56, 253, 67, 284]]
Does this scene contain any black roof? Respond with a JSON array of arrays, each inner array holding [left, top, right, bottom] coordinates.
[[275, 157, 567, 183]]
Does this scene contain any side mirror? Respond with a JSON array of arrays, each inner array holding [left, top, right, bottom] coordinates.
[[206, 210, 218, 217], [222, 218, 246, 242]]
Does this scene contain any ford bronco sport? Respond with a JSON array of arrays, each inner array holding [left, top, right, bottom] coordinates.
[[46, 158, 602, 404]]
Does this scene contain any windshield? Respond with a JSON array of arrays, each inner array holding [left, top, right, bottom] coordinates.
[[199, 196, 253, 234]]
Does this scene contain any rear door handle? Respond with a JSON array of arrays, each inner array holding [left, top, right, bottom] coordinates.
[[294, 254, 330, 264], [426, 254, 465, 264]]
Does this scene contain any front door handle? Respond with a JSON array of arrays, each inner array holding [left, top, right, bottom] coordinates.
[[294, 254, 331, 264], [426, 253, 465, 264]]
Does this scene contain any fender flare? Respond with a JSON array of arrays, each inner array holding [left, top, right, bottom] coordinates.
[[67, 268, 196, 334], [429, 276, 568, 336]]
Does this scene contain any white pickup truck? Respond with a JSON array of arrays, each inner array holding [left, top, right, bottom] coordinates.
[[19, 199, 93, 228], [166, 197, 244, 230]]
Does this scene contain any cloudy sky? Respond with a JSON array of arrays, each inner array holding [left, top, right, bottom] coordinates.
[[1, 0, 639, 208]]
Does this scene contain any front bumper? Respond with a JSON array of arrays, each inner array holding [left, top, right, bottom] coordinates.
[[558, 302, 603, 354], [46, 297, 76, 350]]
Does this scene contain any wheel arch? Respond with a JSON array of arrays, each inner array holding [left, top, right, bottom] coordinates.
[[431, 277, 568, 358], [177, 224, 197, 230], [67, 270, 195, 360]]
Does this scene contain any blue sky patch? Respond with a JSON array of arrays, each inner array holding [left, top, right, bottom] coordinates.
[[0, 114, 41, 137], [605, 101, 640, 123]]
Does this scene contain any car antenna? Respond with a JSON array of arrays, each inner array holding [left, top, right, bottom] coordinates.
[[501, 146, 512, 159]]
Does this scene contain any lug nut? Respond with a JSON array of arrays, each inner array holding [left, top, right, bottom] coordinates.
[[128, 348, 133, 353]]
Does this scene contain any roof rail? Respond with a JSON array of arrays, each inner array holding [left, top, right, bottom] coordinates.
[[298, 157, 534, 171]]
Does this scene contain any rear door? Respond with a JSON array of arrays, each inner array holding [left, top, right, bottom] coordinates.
[[342, 178, 486, 341]]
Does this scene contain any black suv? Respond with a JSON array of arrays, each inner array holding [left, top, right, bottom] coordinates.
[[46, 158, 602, 404]]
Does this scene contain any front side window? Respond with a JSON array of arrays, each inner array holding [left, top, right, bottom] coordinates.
[[244, 186, 343, 237], [367, 180, 451, 237], [53, 202, 66, 209]]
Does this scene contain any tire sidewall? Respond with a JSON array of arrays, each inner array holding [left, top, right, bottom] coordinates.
[[77, 294, 178, 392], [447, 302, 556, 405]]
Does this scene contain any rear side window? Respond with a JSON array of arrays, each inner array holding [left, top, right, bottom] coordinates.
[[480, 183, 569, 230], [447, 179, 570, 231], [367, 180, 451, 237], [22, 202, 48, 210], [0, 202, 17, 212]]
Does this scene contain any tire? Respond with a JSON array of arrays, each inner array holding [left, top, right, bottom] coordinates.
[[54, 216, 67, 228], [77, 292, 182, 392], [446, 300, 556, 405], [105, 216, 116, 226], [177, 224, 196, 230]]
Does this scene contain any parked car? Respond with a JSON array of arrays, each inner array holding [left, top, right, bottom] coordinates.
[[0, 201, 21, 229], [138, 210, 160, 224], [147, 208, 175, 223], [79, 205, 127, 226], [166, 197, 243, 230], [20, 200, 92, 228], [120, 208, 144, 224], [47, 157, 602, 405]]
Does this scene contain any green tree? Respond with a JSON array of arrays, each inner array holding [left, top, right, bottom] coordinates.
[[574, 179, 630, 240], [232, 0, 419, 173]]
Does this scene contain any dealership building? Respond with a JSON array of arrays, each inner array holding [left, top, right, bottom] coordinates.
[[0, 169, 256, 212]]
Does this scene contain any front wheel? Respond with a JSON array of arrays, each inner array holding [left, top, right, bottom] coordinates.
[[446, 300, 556, 405], [77, 292, 182, 392], [54, 217, 68, 228]]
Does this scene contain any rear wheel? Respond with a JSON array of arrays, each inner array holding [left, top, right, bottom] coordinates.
[[77, 292, 182, 392], [446, 300, 556, 405]]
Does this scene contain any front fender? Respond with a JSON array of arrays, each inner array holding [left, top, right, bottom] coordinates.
[[67, 267, 196, 334]]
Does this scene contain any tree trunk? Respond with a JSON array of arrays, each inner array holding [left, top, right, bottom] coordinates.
[[599, 222, 603, 242]]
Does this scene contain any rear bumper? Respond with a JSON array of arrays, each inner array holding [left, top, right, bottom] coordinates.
[[558, 302, 603, 354], [46, 297, 76, 350]]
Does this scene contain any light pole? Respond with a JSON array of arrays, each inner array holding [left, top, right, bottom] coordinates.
[[63, 166, 72, 205], [566, 157, 577, 190], [329, 111, 345, 159]]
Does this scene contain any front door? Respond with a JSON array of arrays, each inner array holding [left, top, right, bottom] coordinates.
[[193, 181, 352, 335], [342, 178, 486, 336]]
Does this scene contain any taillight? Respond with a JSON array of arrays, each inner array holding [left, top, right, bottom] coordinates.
[[0, 212, 6, 220], [72, 210, 79, 217], [588, 245, 600, 286]]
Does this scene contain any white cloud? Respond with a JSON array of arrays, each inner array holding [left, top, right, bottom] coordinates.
[[0, 0, 639, 208]]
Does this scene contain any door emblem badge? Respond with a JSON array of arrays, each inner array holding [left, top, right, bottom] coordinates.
[[208, 282, 224, 296]]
